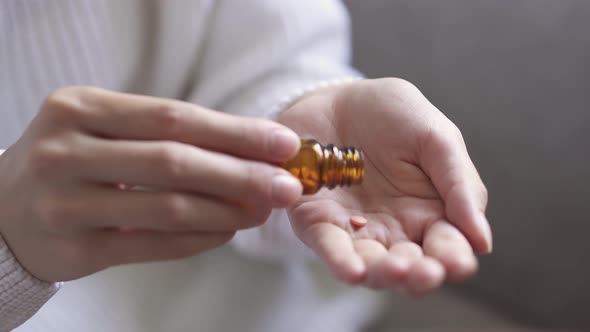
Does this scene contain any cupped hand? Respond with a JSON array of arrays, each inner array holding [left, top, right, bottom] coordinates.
[[0, 87, 302, 282], [278, 78, 492, 296]]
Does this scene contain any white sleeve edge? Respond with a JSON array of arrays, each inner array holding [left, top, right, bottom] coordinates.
[[0, 234, 62, 331]]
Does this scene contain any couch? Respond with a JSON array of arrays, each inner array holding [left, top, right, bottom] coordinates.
[[343, 1, 590, 330]]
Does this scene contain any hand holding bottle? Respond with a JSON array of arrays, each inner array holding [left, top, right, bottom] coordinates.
[[0, 87, 302, 282], [278, 78, 492, 296]]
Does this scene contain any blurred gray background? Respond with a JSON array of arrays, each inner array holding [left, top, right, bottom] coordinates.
[[343, 1, 590, 331]]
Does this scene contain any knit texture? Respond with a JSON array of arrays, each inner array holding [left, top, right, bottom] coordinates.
[[0, 235, 61, 332], [0, 1, 374, 331]]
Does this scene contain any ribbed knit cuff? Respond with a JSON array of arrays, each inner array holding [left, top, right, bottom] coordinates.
[[0, 235, 61, 331]]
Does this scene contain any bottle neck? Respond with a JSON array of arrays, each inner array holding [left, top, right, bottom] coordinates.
[[320, 144, 364, 189]]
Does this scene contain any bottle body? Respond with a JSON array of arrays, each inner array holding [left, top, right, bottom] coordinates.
[[282, 139, 364, 194]]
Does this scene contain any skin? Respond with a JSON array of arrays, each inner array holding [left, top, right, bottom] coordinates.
[[349, 216, 368, 228], [0, 87, 303, 282], [0, 78, 491, 298], [279, 78, 492, 296]]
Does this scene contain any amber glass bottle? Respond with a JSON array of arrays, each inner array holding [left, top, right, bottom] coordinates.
[[282, 139, 364, 194]]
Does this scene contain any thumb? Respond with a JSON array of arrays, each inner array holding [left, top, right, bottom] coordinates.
[[420, 122, 492, 254]]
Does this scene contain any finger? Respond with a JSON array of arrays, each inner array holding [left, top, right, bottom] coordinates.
[[388, 241, 423, 261], [298, 223, 366, 284], [88, 229, 235, 269], [39, 186, 271, 232], [72, 138, 302, 207], [353, 239, 390, 288], [422, 221, 478, 282], [382, 241, 424, 289], [405, 257, 445, 297], [420, 121, 492, 254], [354, 239, 423, 290], [58, 87, 300, 162]]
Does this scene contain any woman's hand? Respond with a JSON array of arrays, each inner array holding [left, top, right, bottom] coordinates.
[[0, 87, 302, 282], [279, 78, 492, 296]]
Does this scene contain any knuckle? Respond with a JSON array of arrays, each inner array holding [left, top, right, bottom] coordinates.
[[152, 144, 185, 179], [28, 140, 78, 178], [44, 87, 77, 106], [42, 87, 90, 120], [152, 103, 184, 135], [159, 194, 191, 228]]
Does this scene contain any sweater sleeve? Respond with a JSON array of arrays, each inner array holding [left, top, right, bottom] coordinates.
[[0, 151, 62, 331], [185, 0, 361, 260]]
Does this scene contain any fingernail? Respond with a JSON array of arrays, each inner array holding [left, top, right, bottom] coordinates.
[[270, 128, 300, 160], [271, 174, 302, 206]]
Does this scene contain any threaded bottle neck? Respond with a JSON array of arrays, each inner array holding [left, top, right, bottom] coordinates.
[[320, 144, 364, 189]]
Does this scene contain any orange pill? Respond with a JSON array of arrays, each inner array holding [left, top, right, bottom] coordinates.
[[350, 215, 368, 228]]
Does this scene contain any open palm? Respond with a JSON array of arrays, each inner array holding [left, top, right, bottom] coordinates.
[[278, 79, 492, 295]]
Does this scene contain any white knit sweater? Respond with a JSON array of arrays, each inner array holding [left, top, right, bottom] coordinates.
[[0, 1, 379, 331]]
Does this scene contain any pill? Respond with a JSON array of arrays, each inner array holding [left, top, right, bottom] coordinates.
[[350, 215, 368, 228]]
